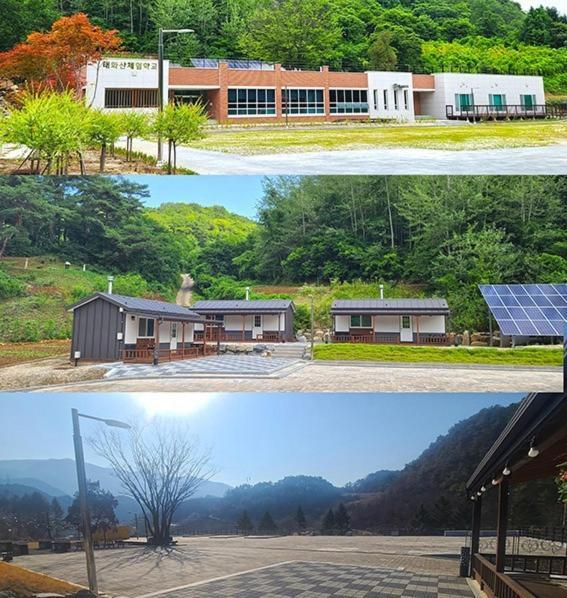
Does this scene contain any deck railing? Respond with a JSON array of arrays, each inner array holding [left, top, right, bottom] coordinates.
[[446, 104, 567, 120], [194, 330, 283, 342], [331, 333, 449, 345], [121, 346, 204, 363], [472, 554, 536, 598], [482, 553, 567, 576]]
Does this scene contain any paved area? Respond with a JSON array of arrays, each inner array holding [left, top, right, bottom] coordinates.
[[159, 561, 473, 598], [120, 139, 567, 175], [101, 355, 306, 380], [15, 536, 469, 597], [44, 361, 562, 392]]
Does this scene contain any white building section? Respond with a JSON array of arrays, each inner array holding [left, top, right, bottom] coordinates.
[[367, 72, 415, 122], [421, 73, 546, 119], [85, 58, 169, 111]]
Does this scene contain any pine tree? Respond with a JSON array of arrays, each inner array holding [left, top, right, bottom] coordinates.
[[321, 508, 336, 535], [237, 510, 254, 535], [295, 505, 307, 532], [258, 511, 277, 534], [49, 498, 65, 539], [334, 503, 351, 535]]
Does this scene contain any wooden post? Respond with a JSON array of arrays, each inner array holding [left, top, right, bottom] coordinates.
[[154, 319, 160, 366], [242, 315, 246, 342], [470, 496, 482, 576], [182, 321, 186, 356], [495, 478, 509, 573], [416, 316, 420, 345], [278, 311, 281, 342]]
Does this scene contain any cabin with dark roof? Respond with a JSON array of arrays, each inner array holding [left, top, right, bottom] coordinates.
[[331, 299, 450, 345], [192, 300, 296, 342], [68, 293, 210, 363]]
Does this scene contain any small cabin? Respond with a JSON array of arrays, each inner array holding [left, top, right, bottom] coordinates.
[[192, 300, 296, 343], [331, 299, 450, 345], [68, 292, 208, 363]]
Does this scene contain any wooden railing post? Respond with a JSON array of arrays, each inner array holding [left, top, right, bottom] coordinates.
[[471, 495, 482, 575], [496, 478, 510, 573]]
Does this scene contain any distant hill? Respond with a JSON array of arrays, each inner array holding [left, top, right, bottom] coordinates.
[[0, 459, 231, 500], [348, 470, 400, 494]]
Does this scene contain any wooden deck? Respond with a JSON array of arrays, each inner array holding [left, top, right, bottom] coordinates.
[[331, 333, 449, 345], [121, 345, 217, 364], [446, 104, 567, 120], [194, 330, 283, 343]]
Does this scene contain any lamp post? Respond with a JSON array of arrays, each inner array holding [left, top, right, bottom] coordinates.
[[72, 409, 131, 595], [157, 28, 194, 161]]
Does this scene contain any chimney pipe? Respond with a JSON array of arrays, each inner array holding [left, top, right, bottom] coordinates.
[[107, 275, 114, 294], [379, 284, 384, 299], [245, 287, 250, 301]]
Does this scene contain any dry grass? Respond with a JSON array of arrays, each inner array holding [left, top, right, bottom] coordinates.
[[0, 561, 83, 596]]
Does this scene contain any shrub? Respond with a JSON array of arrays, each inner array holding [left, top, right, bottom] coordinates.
[[0, 270, 25, 299]]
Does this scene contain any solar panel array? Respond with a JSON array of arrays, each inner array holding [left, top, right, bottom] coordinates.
[[479, 284, 567, 337]]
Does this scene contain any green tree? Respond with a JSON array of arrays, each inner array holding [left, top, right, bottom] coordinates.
[[66, 481, 118, 541], [367, 30, 397, 71], [87, 111, 124, 173], [154, 103, 208, 174], [119, 111, 151, 162], [320, 508, 336, 534], [239, 0, 342, 69], [334, 503, 351, 535], [257, 511, 278, 534], [295, 505, 307, 531], [237, 510, 254, 534]]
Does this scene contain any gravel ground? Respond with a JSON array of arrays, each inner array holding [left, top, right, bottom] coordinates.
[[0, 357, 106, 390]]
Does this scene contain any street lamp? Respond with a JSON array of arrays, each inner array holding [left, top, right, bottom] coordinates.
[[157, 28, 194, 161], [72, 409, 131, 595]]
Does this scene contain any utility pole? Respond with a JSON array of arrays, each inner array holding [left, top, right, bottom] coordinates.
[[310, 295, 315, 360]]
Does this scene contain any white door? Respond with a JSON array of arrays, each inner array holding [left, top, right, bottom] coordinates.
[[400, 315, 413, 343], [252, 315, 262, 339], [170, 323, 178, 350]]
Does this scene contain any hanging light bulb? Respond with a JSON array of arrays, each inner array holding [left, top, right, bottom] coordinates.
[[528, 438, 539, 458], [502, 464, 511, 476], [492, 478, 498, 486], [470, 496, 475, 501], [481, 485, 486, 492]]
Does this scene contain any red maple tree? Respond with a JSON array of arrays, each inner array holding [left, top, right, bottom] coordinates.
[[0, 13, 121, 93]]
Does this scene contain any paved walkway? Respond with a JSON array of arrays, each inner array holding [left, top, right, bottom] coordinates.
[[120, 139, 567, 175], [101, 355, 305, 380], [43, 361, 562, 392], [155, 561, 473, 598]]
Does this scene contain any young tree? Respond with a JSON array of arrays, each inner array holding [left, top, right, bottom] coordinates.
[[0, 13, 121, 92], [66, 481, 118, 541], [119, 111, 151, 162], [87, 110, 124, 173], [320, 508, 336, 535], [367, 31, 397, 71], [237, 510, 254, 535], [295, 505, 307, 532], [154, 103, 208, 174], [334, 503, 351, 535], [91, 420, 216, 546], [257, 511, 277, 534], [47, 498, 65, 539]]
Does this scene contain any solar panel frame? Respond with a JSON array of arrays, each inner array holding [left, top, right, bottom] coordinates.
[[479, 284, 566, 337]]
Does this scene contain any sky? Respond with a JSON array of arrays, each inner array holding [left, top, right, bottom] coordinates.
[[518, 0, 566, 10], [127, 175, 265, 219], [0, 392, 522, 487]]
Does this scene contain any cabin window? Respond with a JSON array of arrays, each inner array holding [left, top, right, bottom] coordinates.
[[329, 89, 369, 114], [171, 323, 177, 338], [393, 89, 399, 110], [282, 89, 324, 115], [401, 315, 411, 329], [138, 317, 155, 337], [350, 315, 372, 328], [228, 88, 276, 116], [254, 315, 262, 327], [214, 314, 225, 322], [520, 94, 536, 109], [403, 89, 409, 110], [489, 94, 507, 109], [383, 90, 389, 110], [455, 93, 473, 111], [104, 88, 159, 109]]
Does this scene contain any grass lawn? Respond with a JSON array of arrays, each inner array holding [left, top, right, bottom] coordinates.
[[0, 339, 70, 367], [314, 343, 563, 367], [194, 120, 567, 155]]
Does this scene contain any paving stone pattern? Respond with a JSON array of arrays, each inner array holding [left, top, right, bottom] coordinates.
[[103, 355, 301, 379], [174, 561, 473, 598]]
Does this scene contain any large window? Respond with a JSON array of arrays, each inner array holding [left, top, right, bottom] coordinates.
[[254, 315, 262, 327], [329, 89, 368, 115], [104, 88, 159, 109], [455, 93, 473, 112], [520, 94, 536, 109], [489, 94, 507, 109], [282, 89, 324, 115], [138, 317, 155, 337], [403, 89, 409, 110], [228, 88, 276, 116], [350, 315, 372, 328]]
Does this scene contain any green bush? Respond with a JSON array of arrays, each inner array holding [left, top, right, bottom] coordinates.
[[294, 304, 311, 332], [0, 270, 25, 299]]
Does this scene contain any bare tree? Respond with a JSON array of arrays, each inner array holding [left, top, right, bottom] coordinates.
[[90, 421, 216, 546]]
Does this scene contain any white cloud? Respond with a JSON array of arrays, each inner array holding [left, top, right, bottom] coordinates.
[[517, 0, 567, 12]]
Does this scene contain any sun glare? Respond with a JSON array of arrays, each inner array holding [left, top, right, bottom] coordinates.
[[135, 393, 219, 417]]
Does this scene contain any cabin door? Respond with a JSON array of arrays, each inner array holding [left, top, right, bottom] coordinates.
[[170, 323, 178, 350], [400, 315, 413, 343], [252, 315, 262, 339]]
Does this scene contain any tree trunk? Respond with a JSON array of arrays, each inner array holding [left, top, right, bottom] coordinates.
[[100, 144, 107, 173], [167, 140, 173, 174]]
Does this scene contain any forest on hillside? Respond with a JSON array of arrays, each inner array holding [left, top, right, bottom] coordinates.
[[1, 175, 565, 332], [1, 0, 567, 93]]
